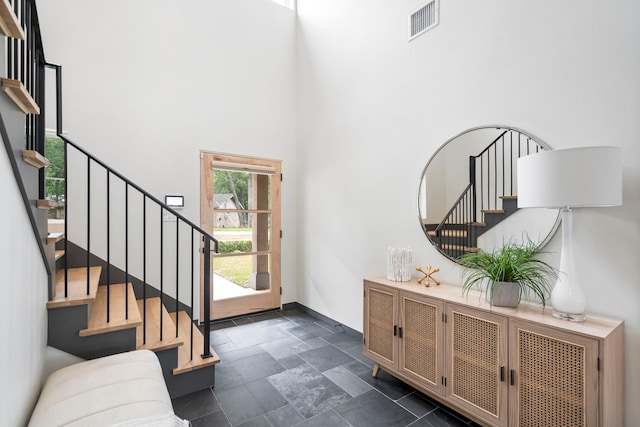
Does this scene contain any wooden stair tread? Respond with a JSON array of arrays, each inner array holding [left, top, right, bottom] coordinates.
[[0, 0, 25, 39], [169, 311, 220, 375], [467, 222, 486, 227], [481, 209, 505, 214], [440, 244, 480, 252], [48, 267, 101, 309], [22, 150, 49, 168], [499, 195, 518, 200], [136, 298, 183, 352], [427, 230, 467, 237], [47, 232, 64, 244], [54, 250, 65, 261], [37, 199, 58, 209], [79, 283, 142, 337], [2, 78, 40, 115]]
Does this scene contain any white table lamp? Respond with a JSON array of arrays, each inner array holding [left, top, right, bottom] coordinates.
[[517, 146, 622, 321]]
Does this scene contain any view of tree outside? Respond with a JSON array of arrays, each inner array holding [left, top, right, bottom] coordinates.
[[213, 170, 252, 287], [214, 170, 250, 227], [45, 137, 65, 201], [44, 137, 66, 219]]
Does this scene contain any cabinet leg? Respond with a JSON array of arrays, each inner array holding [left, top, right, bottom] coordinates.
[[372, 363, 380, 378]]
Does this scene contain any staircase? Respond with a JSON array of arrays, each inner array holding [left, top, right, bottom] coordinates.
[[38, 134, 222, 399], [428, 129, 545, 259], [0, 0, 219, 399], [46, 258, 219, 398]]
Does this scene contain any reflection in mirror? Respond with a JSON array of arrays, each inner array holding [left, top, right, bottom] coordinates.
[[418, 126, 560, 262]]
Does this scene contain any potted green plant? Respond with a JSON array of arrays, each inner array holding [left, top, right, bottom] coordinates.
[[459, 240, 557, 308]]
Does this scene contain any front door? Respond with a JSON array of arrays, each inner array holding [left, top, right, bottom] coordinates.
[[200, 152, 281, 320]]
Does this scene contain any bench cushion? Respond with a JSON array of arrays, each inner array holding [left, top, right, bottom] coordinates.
[[29, 350, 174, 427]]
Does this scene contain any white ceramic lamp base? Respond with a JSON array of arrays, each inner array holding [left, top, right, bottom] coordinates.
[[551, 208, 586, 322]]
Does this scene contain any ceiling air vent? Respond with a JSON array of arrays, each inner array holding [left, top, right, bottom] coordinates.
[[409, 0, 439, 41]]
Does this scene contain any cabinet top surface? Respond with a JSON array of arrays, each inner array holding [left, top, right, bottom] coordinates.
[[365, 276, 623, 339]]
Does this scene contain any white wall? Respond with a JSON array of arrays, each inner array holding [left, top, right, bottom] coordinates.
[[37, 0, 298, 309], [0, 146, 49, 425], [296, 0, 640, 424]]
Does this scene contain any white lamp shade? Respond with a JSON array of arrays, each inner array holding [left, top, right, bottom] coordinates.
[[517, 146, 622, 208]]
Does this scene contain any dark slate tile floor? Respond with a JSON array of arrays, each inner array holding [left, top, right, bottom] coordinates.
[[172, 309, 480, 427]]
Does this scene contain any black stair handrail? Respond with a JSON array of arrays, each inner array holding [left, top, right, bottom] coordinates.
[[50, 62, 217, 361], [434, 184, 474, 259]]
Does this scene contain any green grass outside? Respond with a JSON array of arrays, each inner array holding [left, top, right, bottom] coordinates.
[[214, 256, 252, 287]]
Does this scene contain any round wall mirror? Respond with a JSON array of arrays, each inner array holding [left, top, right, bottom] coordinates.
[[418, 126, 561, 262]]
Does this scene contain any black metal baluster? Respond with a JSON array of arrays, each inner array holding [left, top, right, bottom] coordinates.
[[125, 182, 129, 320], [63, 140, 68, 295], [7, 33, 13, 79], [493, 144, 498, 210], [143, 196, 147, 345], [469, 156, 476, 224], [160, 206, 163, 342], [202, 237, 212, 359], [86, 157, 91, 296], [480, 157, 484, 213], [501, 135, 505, 200], [23, 0, 28, 91], [107, 170, 110, 323], [56, 65, 62, 133], [19, 0, 24, 84], [190, 230, 194, 361], [13, 35, 18, 81], [176, 218, 179, 339], [510, 132, 514, 195]]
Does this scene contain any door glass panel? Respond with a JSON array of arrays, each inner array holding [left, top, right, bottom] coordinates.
[[211, 167, 273, 301], [212, 253, 272, 300], [213, 213, 272, 254]]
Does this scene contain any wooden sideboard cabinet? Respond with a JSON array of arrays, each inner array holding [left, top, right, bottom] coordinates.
[[363, 277, 624, 427]]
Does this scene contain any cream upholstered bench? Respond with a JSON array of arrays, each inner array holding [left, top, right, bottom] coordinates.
[[28, 350, 187, 427]]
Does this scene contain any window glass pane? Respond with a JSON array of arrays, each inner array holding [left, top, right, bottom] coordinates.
[[213, 213, 272, 254], [213, 253, 272, 300], [213, 170, 271, 212]]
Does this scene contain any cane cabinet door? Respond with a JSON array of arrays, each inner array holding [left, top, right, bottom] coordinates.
[[509, 319, 599, 427], [398, 292, 445, 396], [363, 281, 398, 368], [445, 304, 509, 427]]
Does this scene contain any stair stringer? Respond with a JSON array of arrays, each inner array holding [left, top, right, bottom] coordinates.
[[48, 304, 136, 359], [151, 346, 216, 399], [476, 197, 519, 238]]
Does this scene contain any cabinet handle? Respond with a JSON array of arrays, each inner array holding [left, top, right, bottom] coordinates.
[[510, 369, 515, 386], [393, 325, 397, 336], [500, 366, 504, 382], [398, 327, 403, 338]]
